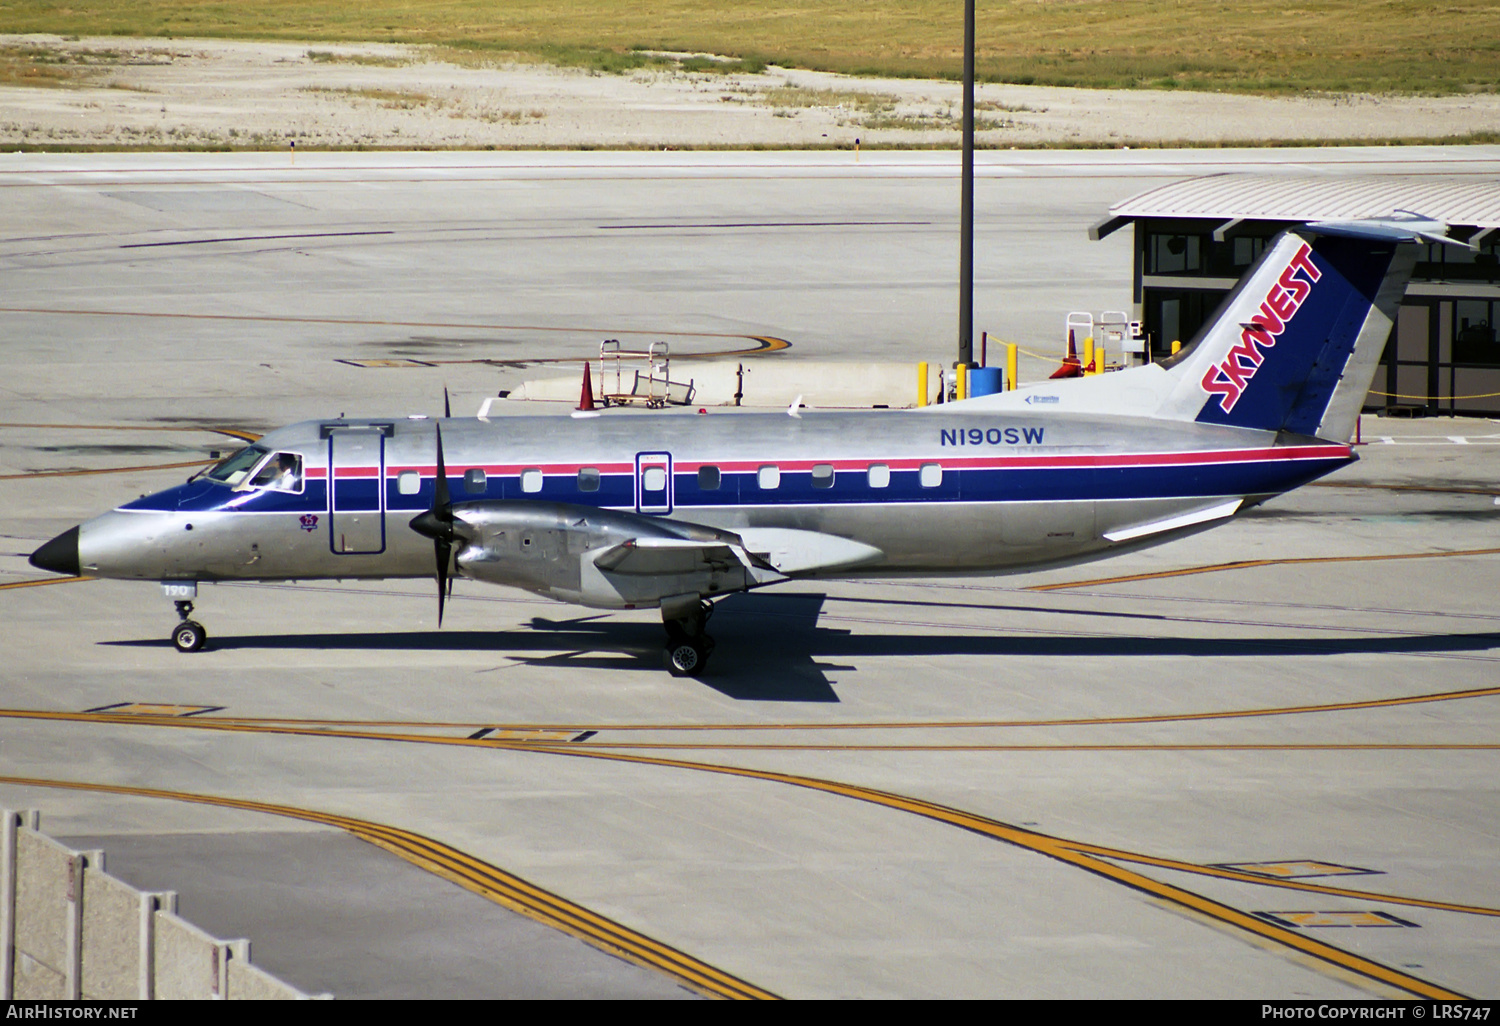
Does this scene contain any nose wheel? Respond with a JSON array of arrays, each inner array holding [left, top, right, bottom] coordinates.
[[171, 600, 208, 653], [662, 599, 714, 677]]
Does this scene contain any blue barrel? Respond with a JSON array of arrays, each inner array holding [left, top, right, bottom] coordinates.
[[969, 366, 1003, 397]]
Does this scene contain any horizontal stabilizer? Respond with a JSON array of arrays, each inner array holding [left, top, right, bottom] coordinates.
[[1103, 499, 1243, 543]]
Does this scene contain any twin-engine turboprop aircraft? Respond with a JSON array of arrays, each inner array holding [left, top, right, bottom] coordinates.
[[30, 218, 1448, 674]]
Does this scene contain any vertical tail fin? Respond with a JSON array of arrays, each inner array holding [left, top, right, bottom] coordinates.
[[1161, 224, 1422, 442]]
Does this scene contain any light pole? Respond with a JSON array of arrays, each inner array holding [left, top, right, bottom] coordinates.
[[958, 0, 975, 368]]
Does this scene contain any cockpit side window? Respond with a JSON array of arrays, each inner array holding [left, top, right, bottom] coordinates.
[[206, 445, 268, 486], [250, 452, 304, 493]]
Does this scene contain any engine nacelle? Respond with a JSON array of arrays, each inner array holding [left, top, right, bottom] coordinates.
[[450, 501, 763, 609]]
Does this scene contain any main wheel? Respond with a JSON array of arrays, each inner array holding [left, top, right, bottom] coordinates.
[[172, 620, 207, 653], [664, 640, 707, 677]]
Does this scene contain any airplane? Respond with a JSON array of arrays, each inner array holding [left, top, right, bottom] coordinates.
[[29, 216, 1451, 675]]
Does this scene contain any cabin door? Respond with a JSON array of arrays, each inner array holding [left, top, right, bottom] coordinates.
[[325, 424, 390, 554]]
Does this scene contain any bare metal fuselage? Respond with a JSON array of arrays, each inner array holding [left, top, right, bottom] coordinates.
[[74, 406, 1351, 606]]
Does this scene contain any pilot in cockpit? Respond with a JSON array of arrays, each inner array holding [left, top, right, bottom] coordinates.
[[253, 453, 302, 493]]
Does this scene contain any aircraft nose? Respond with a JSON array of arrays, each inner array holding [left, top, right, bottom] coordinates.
[[30, 526, 80, 576]]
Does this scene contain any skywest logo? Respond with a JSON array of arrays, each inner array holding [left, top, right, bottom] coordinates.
[[1201, 242, 1322, 413]]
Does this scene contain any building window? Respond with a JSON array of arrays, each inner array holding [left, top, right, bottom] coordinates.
[[463, 468, 486, 494], [520, 468, 543, 493], [698, 465, 721, 490], [1231, 236, 1266, 269], [757, 465, 780, 490], [1454, 300, 1498, 365], [1144, 288, 1223, 358], [1149, 233, 1202, 275], [867, 464, 890, 489], [577, 467, 600, 492], [811, 464, 834, 489], [919, 463, 942, 488]]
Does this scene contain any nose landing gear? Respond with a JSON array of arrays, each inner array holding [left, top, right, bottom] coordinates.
[[171, 599, 207, 653], [662, 596, 714, 677]]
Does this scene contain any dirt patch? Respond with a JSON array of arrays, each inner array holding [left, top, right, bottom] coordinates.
[[2, 35, 1497, 150]]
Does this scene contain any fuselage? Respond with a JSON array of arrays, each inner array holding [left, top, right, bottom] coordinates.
[[69, 405, 1353, 587]]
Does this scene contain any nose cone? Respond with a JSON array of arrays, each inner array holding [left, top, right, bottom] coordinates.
[[30, 526, 80, 576]]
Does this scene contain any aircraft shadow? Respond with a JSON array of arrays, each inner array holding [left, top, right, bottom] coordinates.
[[101, 591, 848, 703], [101, 587, 1500, 702]]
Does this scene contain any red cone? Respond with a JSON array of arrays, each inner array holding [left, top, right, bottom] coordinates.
[[578, 361, 596, 411]]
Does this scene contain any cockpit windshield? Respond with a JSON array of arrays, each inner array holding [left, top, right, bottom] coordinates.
[[205, 445, 268, 486]]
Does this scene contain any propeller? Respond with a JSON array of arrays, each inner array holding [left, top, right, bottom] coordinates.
[[409, 422, 458, 627]]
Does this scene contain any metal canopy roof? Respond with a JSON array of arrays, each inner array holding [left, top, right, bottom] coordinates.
[[1092, 173, 1500, 239]]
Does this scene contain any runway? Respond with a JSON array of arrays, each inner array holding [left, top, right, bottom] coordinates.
[[2, 148, 1499, 999]]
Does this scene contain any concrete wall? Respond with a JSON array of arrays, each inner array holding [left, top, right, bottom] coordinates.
[[0, 809, 326, 1000]]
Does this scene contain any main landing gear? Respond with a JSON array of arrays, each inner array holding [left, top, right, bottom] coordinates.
[[662, 597, 715, 677], [171, 600, 207, 653]]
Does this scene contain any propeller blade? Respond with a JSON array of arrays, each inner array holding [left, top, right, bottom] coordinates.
[[408, 420, 456, 628], [443, 386, 452, 420], [435, 536, 450, 627], [433, 422, 449, 513]]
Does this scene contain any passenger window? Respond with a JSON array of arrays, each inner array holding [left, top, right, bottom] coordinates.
[[642, 466, 667, 491], [463, 468, 487, 494], [867, 464, 890, 489], [577, 467, 600, 492], [919, 463, 943, 488], [698, 465, 721, 490], [397, 470, 420, 495], [250, 452, 303, 493], [757, 465, 780, 490], [520, 468, 543, 493], [810, 464, 834, 489]]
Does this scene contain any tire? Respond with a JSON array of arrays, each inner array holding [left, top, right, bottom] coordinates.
[[172, 620, 207, 653], [664, 640, 704, 677]]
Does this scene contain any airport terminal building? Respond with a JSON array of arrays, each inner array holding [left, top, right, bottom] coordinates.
[[1093, 175, 1500, 417]]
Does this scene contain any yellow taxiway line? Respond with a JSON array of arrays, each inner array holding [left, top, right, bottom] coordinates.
[[1030, 546, 1500, 592], [0, 422, 261, 442], [0, 459, 213, 481], [520, 743, 1470, 1000], [0, 773, 776, 1000], [0, 576, 94, 592], [0, 702, 1485, 998], [87, 682, 1495, 734], [0, 307, 791, 356]]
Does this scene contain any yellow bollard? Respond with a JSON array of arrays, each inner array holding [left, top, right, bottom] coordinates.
[[917, 361, 929, 407], [1006, 343, 1018, 392], [1083, 336, 1095, 375], [955, 363, 968, 401], [1171, 340, 1181, 356]]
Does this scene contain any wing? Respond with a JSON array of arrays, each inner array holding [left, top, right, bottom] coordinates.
[[446, 501, 883, 609], [593, 538, 749, 576]]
